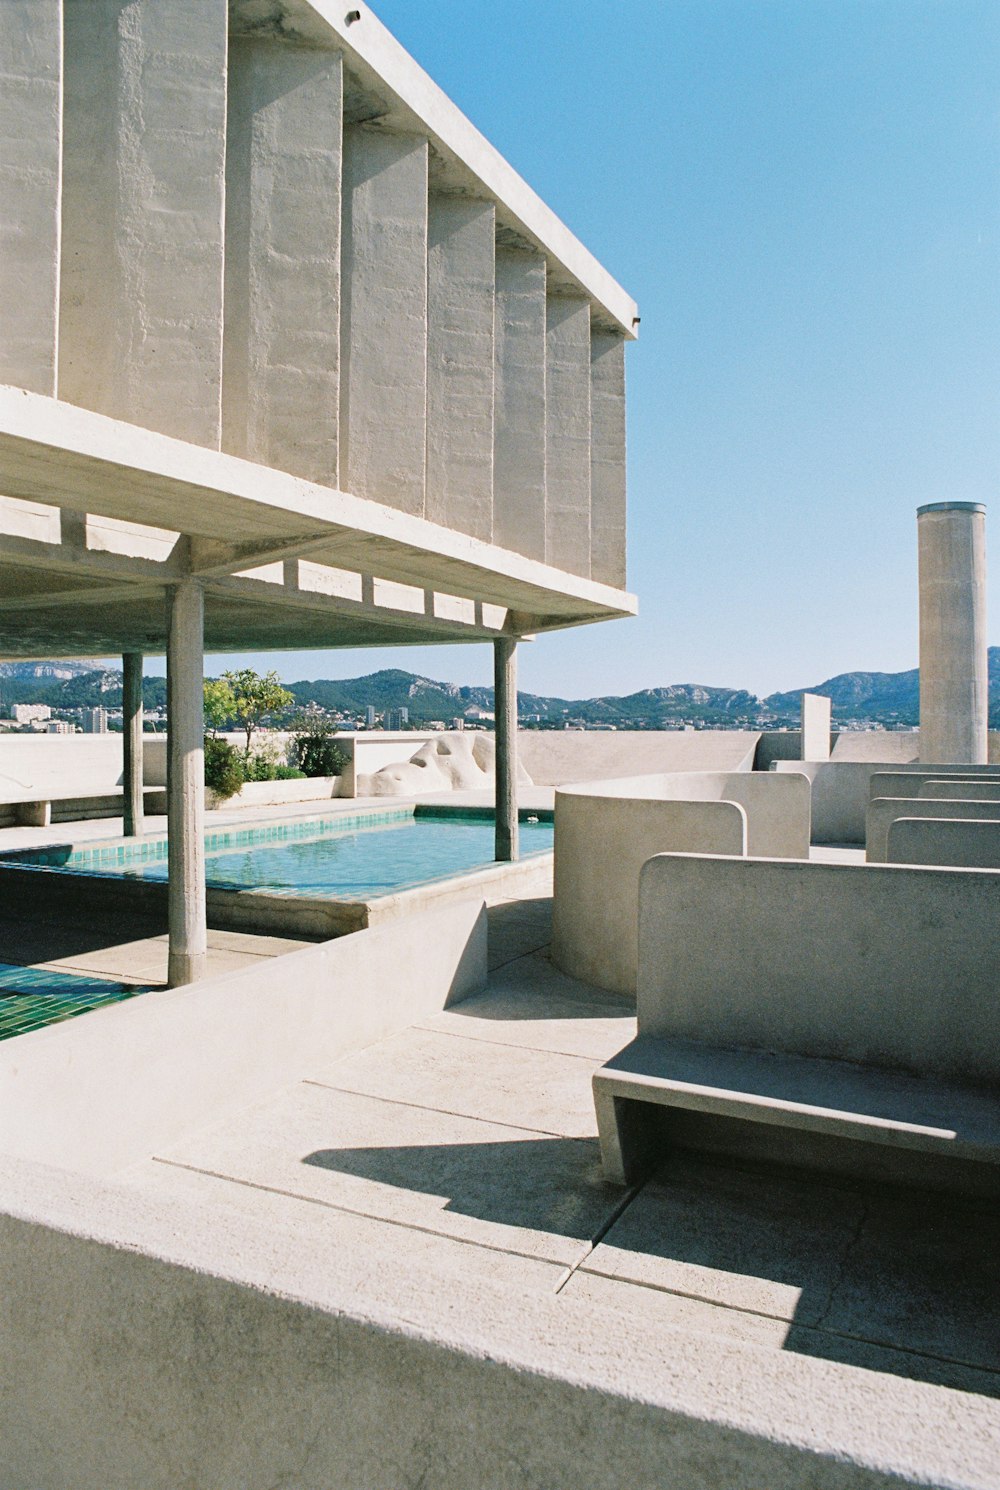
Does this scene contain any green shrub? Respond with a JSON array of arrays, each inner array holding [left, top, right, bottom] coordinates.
[[204, 736, 244, 801], [290, 714, 348, 778], [275, 765, 306, 780], [243, 753, 278, 782]]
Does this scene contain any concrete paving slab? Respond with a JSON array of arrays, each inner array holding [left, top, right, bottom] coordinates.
[[486, 894, 554, 970], [154, 1080, 619, 1265], [583, 1154, 867, 1324], [561, 1268, 794, 1350], [311, 1025, 602, 1137]]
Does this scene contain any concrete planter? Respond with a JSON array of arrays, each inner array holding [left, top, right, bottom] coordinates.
[[205, 777, 342, 811]]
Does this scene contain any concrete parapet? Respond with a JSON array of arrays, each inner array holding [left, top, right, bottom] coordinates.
[[775, 757, 1000, 845], [916, 778, 1000, 800], [0, 898, 486, 1175], [867, 797, 1000, 863], [868, 765, 1000, 802], [887, 816, 1000, 869]]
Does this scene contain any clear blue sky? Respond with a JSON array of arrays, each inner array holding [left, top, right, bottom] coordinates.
[[204, 0, 1000, 700]]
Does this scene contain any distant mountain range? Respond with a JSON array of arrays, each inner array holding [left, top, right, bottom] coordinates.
[[2, 653, 999, 729]]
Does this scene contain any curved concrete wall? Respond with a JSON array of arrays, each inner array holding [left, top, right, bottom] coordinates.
[[867, 797, 1000, 863], [551, 770, 810, 998], [886, 817, 1000, 869]]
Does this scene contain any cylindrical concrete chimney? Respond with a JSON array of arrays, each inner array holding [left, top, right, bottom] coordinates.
[[917, 501, 987, 764]]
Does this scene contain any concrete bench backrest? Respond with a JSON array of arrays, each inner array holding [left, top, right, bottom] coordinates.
[[917, 779, 1000, 801], [0, 735, 124, 798], [869, 766, 1000, 802], [866, 796, 1000, 862], [637, 853, 1000, 1087], [886, 817, 1000, 869]]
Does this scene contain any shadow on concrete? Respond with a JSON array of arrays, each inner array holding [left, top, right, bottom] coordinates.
[[0, 907, 167, 963], [304, 1133, 616, 1240], [486, 895, 554, 970]]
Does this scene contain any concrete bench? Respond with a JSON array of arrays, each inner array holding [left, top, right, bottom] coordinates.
[[593, 853, 1000, 1191], [866, 795, 1000, 862], [2, 785, 166, 828], [886, 816, 1000, 868]]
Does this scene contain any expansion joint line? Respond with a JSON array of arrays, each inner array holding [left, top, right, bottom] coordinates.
[[552, 1180, 644, 1295]]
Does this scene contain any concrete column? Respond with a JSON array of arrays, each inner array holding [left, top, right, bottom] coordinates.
[[166, 580, 206, 987], [918, 501, 988, 765], [223, 41, 343, 485], [590, 329, 627, 589], [426, 196, 495, 541], [0, 0, 62, 394], [59, 0, 228, 447], [545, 295, 592, 576], [122, 651, 144, 838], [340, 127, 428, 514], [493, 247, 546, 560], [494, 636, 519, 862]]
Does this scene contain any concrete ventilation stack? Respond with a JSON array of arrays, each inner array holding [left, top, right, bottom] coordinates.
[[917, 501, 988, 764]]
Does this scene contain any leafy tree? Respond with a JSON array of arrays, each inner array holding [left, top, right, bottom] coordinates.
[[203, 736, 244, 801], [290, 707, 349, 778], [203, 677, 236, 738], [222, 668, 294, 756]]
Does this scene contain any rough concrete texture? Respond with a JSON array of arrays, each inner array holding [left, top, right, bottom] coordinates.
[[223, 39, 343, 484], [340, 125, 428, 515], [0, 0, 61, 394], [59, 0, 228, 447], [553, 792, 746, 996], [356, 730, 532, 796], [589, 329, 627, 588], [801, 691, 831, 760], [494, 246, 547, 560], [866, 796, 1000, 863], [638, 853, 1000, 1085], [886, 816, 1000, 868], [918, 503, 988, 764], [426, 195, 496, 541], [166, 578, 206, 986], [545, 295, 592, 576]]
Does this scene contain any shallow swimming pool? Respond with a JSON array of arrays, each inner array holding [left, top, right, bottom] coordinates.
[[4, 807, 554, 899]]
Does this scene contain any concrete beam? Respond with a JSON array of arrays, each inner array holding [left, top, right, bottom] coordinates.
[[494, 636, 519, 862], [166, 578, 207, 987], [426, 196, 495, 542], [0, 0, 62, 395], [223, 40, 343, 485], [341, 127, 428, 515], [494, 248, 546, 561], [545, 296, 591, 576], [59, 0, 228, 447], [123, 651, 144, 838], [589, 330, 627, 589]]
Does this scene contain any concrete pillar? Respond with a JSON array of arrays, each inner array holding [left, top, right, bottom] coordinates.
[[494, 636, 519, 862], [0, 0, 62, 394], [166, 580, 206, 987], [590, 329, 627, 589], [340, 127, 428, 514], [493, 247, 547, 560], [545, 295, 592, 576], [122, 651, 145, 838], [223, 41, 343, 485], [425, 196, 495, 541], [59, 0, 228, 447], [918, 501, 988, 765]]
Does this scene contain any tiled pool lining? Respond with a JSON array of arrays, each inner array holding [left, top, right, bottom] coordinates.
[[0, 963, 150, 1042], [0, 803, 555, 941]]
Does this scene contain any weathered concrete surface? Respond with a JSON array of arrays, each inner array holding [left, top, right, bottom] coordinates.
[[426, 195, 495, 541], [340, 126, 428, 515], [589, 329, 627, 588], [870, 766, 1000, 802], [545, 295, 591, 576], [887, 816, 1000, 868], [166, 578, 206, 986], [773, 758, 1000, 845], [867, 796, 1000, 863], [223, 39, 343, 484], [801, 692, 831, 761], [494, 246, 547, 560], [0, 0, 61, 394], [59, 0, 228, 446], [638, 853, 1000, 1085], [917, 778, 1000, 800], [520, 730, 759, 786], [918, 502, 988, 764], [553, 791, 746, 996]]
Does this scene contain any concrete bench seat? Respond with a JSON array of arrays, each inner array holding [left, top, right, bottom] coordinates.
[[594, 1035, 1000, 1187], [4, 785, 166, 828]]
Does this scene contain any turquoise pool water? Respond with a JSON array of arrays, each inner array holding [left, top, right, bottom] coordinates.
[[5, 808, 554, 900]]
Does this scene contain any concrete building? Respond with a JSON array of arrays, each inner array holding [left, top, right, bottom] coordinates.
[[0, 0, 637, 982], [81, 707, 107, 735], [9, 703, 51, 724]]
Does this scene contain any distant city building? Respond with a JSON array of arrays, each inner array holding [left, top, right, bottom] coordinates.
[[9, 703, 51, 723], [451, 717, 465, 731], [81, 707, 107, 734], [45, 720, 74, 734], [364, 705, 376, 729], [386, 707, 409, 730]]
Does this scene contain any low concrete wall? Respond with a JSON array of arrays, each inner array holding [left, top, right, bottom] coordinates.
[[887, 817, 1000, 869], [868, 766, 1000, 803], [774, 758, 1000, 845], [867, 798, 1000, 863], [0, 899, 486, 1176], [520, 730, 759, 785], [638, 854, 1000, 1086], [552, 788, 746, 998], [917, 779, 1000, 800], [207, 776, 342, 811]]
